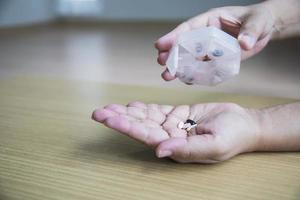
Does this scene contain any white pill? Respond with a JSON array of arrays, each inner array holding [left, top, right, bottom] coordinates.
[[177, 121, 184, 129], [182, 123, 191, 129]]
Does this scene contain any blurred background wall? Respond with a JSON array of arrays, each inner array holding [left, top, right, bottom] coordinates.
[[0, 0, 56, 27], [55, 0, 260, 21], [0, 0, 299, 99], [0, 0, 260, 27]]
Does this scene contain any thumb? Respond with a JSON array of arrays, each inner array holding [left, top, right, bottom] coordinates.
[[155, 135, 223, 163], [238, 14, 266, 50]]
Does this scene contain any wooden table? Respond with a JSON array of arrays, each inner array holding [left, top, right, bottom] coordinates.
[[0, 77, 299, 200]]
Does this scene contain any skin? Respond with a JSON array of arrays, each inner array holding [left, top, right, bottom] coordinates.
[[92, 102, 259, 163], [155, 0, 300, 81], [93, 0, 300, 163], [92, 102, 300, 163]]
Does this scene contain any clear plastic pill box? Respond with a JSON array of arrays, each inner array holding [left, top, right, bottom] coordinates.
[[166, 26, 241, 86]]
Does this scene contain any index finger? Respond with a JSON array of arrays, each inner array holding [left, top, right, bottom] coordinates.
[[155, 13, 210, 52]]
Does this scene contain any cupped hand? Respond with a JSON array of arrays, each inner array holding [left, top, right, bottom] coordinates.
[[156, 4, 276, 81], [92, 102, 261, 163]]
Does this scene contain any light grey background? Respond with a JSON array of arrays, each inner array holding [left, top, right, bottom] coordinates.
[[0, 0, 260, 27], [0, 0, 56, 27]]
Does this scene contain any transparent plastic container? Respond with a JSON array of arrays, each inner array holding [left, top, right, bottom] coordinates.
[[166, 26, 241, 86]]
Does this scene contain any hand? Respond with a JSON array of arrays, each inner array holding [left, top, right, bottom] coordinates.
[[92, 102, 261, 163], [155, 4, 276, 81]]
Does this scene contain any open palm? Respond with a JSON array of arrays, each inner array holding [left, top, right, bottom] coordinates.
[[92, 101, 260, 163]]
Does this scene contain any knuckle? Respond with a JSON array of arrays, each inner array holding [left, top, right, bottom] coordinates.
[[243, 22, 261, 36], [178, 21, 192, 31]]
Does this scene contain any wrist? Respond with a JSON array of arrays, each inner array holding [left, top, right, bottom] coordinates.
[[250, 103, 300, 151], [249, 107, 274, 151], [245, 108, 268, 152], [261, 0, 283, 31], [261, 0, 300, 37]]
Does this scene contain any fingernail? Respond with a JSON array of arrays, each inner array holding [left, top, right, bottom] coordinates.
[[239, 33, 256, 49], [157, 150, 172, 158]]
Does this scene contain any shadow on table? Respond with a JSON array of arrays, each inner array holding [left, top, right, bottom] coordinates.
[[78, 129, 172, 163], [73, 131, 184, 174], [73, 129, 222, 173]]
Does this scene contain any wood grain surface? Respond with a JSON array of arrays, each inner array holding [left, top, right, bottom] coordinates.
[[0, 77, 299, 200]]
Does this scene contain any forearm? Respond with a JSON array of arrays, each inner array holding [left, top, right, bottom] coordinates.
[[271, 23, 300, 39], [262, 0, 300, 39], [254, 102, 300, 151]]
